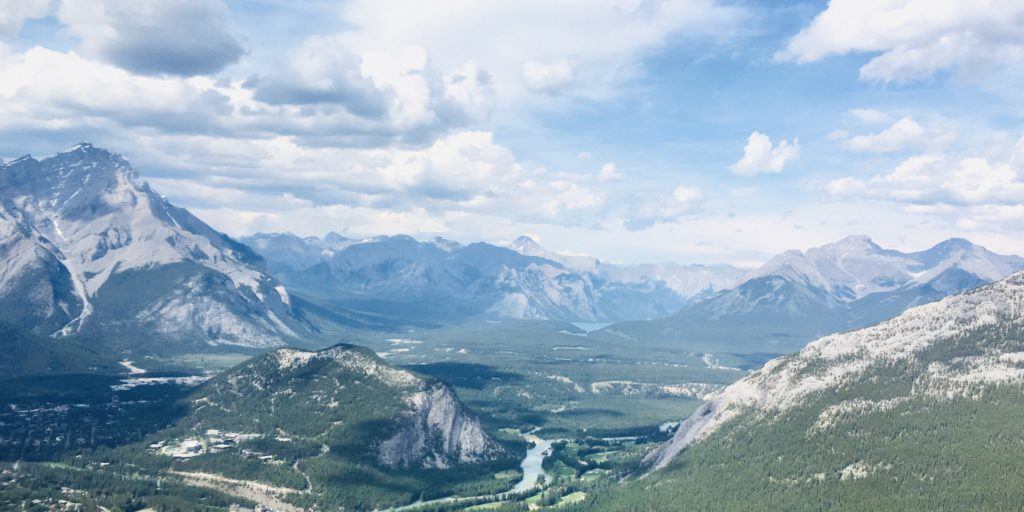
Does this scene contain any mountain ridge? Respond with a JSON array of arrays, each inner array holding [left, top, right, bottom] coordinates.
[[243, 232, 745, 324], [603, 235, 1024, 353]]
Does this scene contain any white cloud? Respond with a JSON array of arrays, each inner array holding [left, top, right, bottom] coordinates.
[[623, 184, 704, 230], [944, 157, 1024, 205], [731, 132, 800, 176], [336, 0, 746, 101], [776, 0, 1024, 84], [0, 46, 227, 134], [0, 0, 50, 38], [847, 108, 890, 124], [522, 60, 575, 94], [673, 185, 703, 203], [57, 0, 244, 76], [823, 138, 1024, 216], [598, 162, 621, 182], [194, 204, 451, 239], [842, 117, 954, 153], [0, 43, 492, 150], [826, 154, 944, 202], [248, 35, 387, 116], [127, 130, 609, 232]]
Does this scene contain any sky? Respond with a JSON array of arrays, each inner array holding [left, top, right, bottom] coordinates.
[[2, 0, 1024, 265]]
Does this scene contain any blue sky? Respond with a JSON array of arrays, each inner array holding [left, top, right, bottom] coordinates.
[[2, 0, 1024, 265]]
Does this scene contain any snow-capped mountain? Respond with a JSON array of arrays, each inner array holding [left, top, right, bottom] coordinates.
[[746, 235, 1021, 301], [243, 232, 604, 322], [505, 235, 746, 299], [606, 236, 1024, 353], [506, 235, 600, 272], [0, 143, 314, 351], [242, 231, 356, 272], [242, 233, 711, 323], [647, 269, 1024, 470]]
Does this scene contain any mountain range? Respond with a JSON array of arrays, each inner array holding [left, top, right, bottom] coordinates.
[[3, 143, 1021, 361], [585, 269, 1024, 510], [0, 143, 320, 353], [241, 232, 746, 324], [603, 235, 1024, 353]]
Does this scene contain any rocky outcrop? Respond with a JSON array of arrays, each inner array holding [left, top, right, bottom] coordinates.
[[378, 383, 502, 469]]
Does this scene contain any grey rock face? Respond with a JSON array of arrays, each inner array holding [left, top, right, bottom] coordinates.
[[378, 383, 501, 469]]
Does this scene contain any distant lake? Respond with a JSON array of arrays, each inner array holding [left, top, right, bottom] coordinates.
[[571, 322, 613, 333]]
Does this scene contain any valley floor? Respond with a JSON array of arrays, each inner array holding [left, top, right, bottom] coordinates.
[[0, 319, 756, 511]]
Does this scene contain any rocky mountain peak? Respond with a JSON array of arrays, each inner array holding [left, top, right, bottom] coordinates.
[[0, 143, 313, 349], [825, 234, 881, 253], [508, 235, 545, 255]]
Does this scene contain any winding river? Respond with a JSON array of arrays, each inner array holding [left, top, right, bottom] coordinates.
[[513, 434, 553, 493]]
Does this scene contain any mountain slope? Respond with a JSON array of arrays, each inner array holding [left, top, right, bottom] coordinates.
[[122, 343, 516, 510], [0, 322, 120, 378], [605, 236, 1024, 353], [0, 143, 315, 352], [195, 343, 504, 469], [582, 271, 1024, 511]]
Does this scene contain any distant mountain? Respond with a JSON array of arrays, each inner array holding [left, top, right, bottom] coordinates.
[[242, 231, 357, 272], [0, 143, 317, 353], [506, 235, 746, 299], [506, 235, 601, 272], [604, 235, 1024, 353], [588, 270, 1024, 511], [242, 233, 745, 324]]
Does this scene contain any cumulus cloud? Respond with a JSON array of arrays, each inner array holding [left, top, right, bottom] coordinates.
[[0, 0, 50, 38], [731, 132, 800, 176], [0, 42, 495, 152], [826, 154, 944, 202], [623, 184, 704, 230], [0, 46, 229, 136], [827, 137, 1024, 234], [842, 117, 954, 153], [522, 60, 575, 94], [130, 130, 608, 234], [847, 108, 890, 124], [776, 0, 1024, 84], [598, 162, 621, 182], [336, 0, 746, 101], [827, 138, 1024, 211], [247, 36, 388, 117], [57, 0, 244, 76], [673, 185, 703, 203]]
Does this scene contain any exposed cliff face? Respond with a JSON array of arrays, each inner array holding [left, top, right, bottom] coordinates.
[[378, 383, 501, 469], [647, 270, 1024, 470]]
